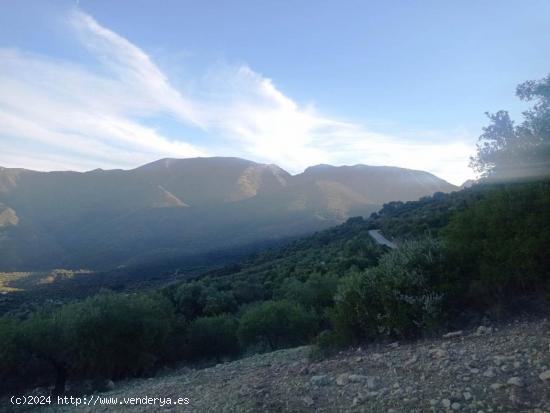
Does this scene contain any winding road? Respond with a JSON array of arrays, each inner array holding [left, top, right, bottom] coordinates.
[[368, 229, 397, 249]]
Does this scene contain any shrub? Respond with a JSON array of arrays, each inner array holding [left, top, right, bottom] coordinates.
[[277, 272, 339, 314], [308, 329, 347, 361], [0, 316, 22, 372], [331, 238, 446, 343], [18, 307, 78, 395], [444, 182, 550, 309], [238, 300, 317, 351], [203, 291, 238, 316], [66, 291, 175, 379], [12, 291, 176, 394], [186, 314, 240, 361], [173, 282, 208, 320], [0, 316, 27, 394]]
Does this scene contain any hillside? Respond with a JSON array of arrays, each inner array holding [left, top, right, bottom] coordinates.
[[0, 179, 548, 403], [24, 318, 550, 413], [0, 158, 456, 271]]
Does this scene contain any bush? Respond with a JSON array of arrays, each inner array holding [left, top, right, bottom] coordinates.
[[11, 291, 176, 394], [238, 300, 317, 351], [0, 316, 27, 394], [308, 329, 347, 361], [203, 291, 238, 316], [66, 291, 175, 379], [173, 282, 208, 320], [277, 272, 339, 314], [186, 314, 240, 361], [444, 182, 550, 309], [331, 238, 446, 343]]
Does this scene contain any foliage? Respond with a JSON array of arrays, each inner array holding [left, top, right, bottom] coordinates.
[[0, 316, 23, 388], [0, 291, 176, 394], [186, 314, 240, 361], [444, 181, 550, 308], [471, 73, 550, 180], [173, 282, 209, 320], [331, 238, 446, 343], [238, 300, 317, 350], [276, 272, 339, 314], [2, 166, 549, 396], [308, 329, 347, 361], [65, 291, 175, 379]]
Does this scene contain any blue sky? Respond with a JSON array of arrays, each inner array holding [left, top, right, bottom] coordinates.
[[1, 1, 549, 184]]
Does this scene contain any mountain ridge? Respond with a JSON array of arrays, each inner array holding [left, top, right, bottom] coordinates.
[[0, 157, 457, 271]]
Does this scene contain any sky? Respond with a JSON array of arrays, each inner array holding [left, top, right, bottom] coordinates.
[[0, 1, 549, 185]]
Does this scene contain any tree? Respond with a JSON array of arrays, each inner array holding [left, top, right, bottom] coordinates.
[[15, 291, 176, 394], [238, 300, 317, 350], [18, 309, 76, 395], [471, 74, 550, 180], [186, 314, 240, 361], [0, 316, 27, 394], [173, 282, 208, 320], [444, 182, 550, 308]]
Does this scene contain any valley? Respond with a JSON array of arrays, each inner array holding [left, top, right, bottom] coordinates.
[[0, 158, 456, 272]]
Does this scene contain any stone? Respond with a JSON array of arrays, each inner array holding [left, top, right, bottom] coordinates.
[[442, 398, 451, 408], [336, 374, 348, 386], [474, 326, 493, 336], [463, 392, 472, 401], [404, 355, 418, 367], [490, 383, 503, 390], [539, 370, 550, 381], [310, 375, 330, 386], [430, 348, 448, 359], [506, 377, 523, 387], [352, 396, 364, 407], [493, 356, 504, 366], [443, 330, 463, 339], [366, 376, 379, 390], [451, 402, 461, 410], [348, 374, 369, 383], [482, 367, 496, 378], [302, 396, 314, 407]]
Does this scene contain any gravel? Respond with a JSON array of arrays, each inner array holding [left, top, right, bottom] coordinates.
[[19, 318, 550, 412]]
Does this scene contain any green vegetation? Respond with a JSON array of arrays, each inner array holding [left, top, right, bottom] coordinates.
[[238, 300, 317, 351], [1, 292, 176, 395], [331, 238, 446, 344], [470, 74, 550, 180], [0, 74, 549, 397], [444, 181, 550, 310], [187, 314, 240, 361], [3, 178, 548, 395]]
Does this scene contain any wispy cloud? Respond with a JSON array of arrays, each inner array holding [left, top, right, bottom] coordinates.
[[0, 9, 475, 184]]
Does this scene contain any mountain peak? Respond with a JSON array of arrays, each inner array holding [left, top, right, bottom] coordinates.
[[303, 164, 336, 173], [0, 156, 458, 271], [136, 157, 259, 171]]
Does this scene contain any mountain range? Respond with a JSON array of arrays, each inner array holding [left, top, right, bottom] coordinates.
[[0, 157, 457, 271]]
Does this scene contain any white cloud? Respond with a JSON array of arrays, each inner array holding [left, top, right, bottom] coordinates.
[[0, 10, 476, 184]]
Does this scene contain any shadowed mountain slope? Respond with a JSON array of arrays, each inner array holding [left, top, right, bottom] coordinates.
[[0, 158, 457, 271]]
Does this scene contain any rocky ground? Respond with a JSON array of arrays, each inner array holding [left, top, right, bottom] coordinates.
[[12, 318, 550, 412]]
